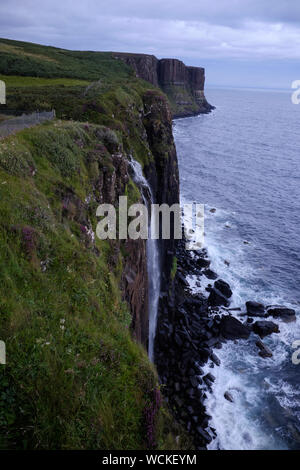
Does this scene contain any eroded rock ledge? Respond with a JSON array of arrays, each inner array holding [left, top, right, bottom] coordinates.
[[113, 53, 214, 117]]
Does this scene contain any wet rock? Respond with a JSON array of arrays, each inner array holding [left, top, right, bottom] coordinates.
[[210, 352, 221, 366], [203, 269, 218, 280], [198, 347, 211, 363], [184, 295, 207, 311], [174, 333, 183, 347], [177, 272, 189, 287], [256, 340, 273, 358], [214, 279, 232, 299], [246, 301, 265, 317], [224, 391, 234, 403], [203, 373, 215, 386], [206, 337, 220, 348], [186, 388, 195, 399], [196, 258, 211, 269], [203, 330, 213, 340], [196, 427, 212, 444], [253, 320, 280, 338], [267, 306, 296, 322], [194, 364, 204, 376], [208, 288, 230, 307], [188, 367, 197, 376], [219, 315, 251, 340], [190, 376, 199, 388]]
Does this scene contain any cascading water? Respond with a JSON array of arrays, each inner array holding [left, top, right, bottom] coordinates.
[[129, 158, 161, 362]]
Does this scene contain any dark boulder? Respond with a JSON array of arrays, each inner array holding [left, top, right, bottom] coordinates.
[[214, 279, 232, 299], [196, 258, 211, 269], [177, 272, 189, 287], [203, 269, 218, 280], [206, 337, 220, 348], [210, 352, 221, 366], [246, 301, 265, 317], [190, 376, 199, 388], [253, 320, 279, 338], [208, 288, 230, 307], [196, 427, 212, 444], [184, 295, 207, 309], [174, 333, 183, 347], [256, 340, 273, 358], [220, 315, 251, 340], [224, 391, 234, 403], [267, 306, 296, 322], [203, 373, 215, 386], [194, 364, 204, 376]]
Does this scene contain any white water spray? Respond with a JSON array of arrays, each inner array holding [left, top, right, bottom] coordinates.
[[129, 158, 161, 362]]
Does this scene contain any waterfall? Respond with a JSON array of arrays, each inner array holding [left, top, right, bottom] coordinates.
[[129, 158, 161, 362]]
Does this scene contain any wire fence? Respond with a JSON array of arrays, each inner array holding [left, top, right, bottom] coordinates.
[[0, 110, 56, 138]]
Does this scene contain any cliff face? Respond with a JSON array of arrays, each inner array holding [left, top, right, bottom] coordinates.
[[113, 52, 159, 87], [123, 90, 180, 346], [142, 90, 180, 286], [113, 53, 214, 117]]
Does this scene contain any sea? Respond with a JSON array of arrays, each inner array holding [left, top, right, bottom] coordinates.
[[173, 87, 300, 450]]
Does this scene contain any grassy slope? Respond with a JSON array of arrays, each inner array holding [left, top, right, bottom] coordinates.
[[0, 39, 192, 450], [0, 122, 157, 449], [0, 75, 90, 87], [0, 38, 132, 80]]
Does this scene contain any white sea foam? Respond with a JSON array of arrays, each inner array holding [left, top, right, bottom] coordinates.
[[185, 203, 300, 450]]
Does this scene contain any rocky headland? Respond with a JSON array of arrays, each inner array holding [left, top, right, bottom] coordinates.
[[113, 52, 214, 117]]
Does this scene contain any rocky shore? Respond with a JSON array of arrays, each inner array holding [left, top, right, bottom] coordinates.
[[155, 235, 296, 449]]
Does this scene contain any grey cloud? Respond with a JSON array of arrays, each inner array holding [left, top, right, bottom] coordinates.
[[0, 0, 299, 89]]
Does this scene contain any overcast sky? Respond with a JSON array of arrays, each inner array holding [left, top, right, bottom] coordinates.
[[1, 0, 299, 88]]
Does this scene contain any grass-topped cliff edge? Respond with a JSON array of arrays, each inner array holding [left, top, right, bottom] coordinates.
[[0, 38, 192, 450]]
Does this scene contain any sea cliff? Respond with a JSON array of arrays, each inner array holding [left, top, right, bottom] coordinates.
[[113, 52, 214, 117], [0, 37, 193, 450]]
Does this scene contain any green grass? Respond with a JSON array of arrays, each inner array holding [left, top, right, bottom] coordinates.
[[0, 38, 134, 81], [1, 77, 157, 168], [0, 75, 90, 88], [0, 121, 150, 449]]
